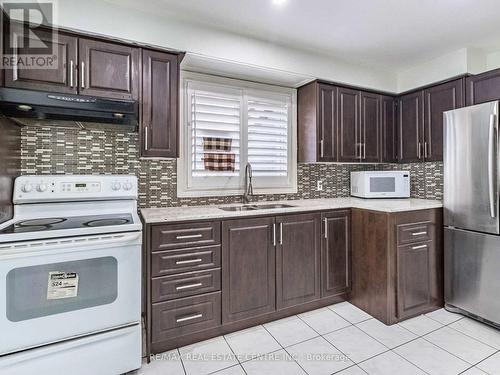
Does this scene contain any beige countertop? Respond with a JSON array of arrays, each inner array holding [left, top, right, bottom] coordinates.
[[140, 198, 443, 224]]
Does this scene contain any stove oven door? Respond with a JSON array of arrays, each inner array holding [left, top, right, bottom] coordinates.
[[0, 232, 141, 355]]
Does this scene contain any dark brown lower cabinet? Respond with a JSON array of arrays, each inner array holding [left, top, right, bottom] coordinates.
[[222, 217, 276, 323], [321, 210, 351, 297], [276, 213, 321, 309], [144, 207, 438, 356], [350, 208, 443, 324]]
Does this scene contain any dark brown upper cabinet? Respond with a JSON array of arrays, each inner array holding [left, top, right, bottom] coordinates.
[[141, 50, 179, 158], [398, 91, 423, 163], [381, 96, 397, 163], [78, 38, 139, 100], [276, 213, 321, 309], [3, 29, 78, 94], [422, 79, 464, 161], [222, 217, 276, 324], [466, 68, 500, 106], [321, 210, 351, 298], [297, 82, 337, 162], [399, 79, 464, 163], [337, 87, 360, 162], [360, 92, 381, 162], [298, 81, 382, 163]]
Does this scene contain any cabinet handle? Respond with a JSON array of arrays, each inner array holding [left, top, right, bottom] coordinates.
[[175, 234, 202, 240], [144, 127, 149, 150], [411, 244, 428, 250], [175, 258, 202, 265], [279, 223, 283, 245], [69, 60, 74, 87], [320, 140, 324, 158], [272, 223, 276, 246], [363, 143, 366, 160], [176, 313, 202, 323], [81, 61, 85, 88], [324, 218, 328, 239], [424, 141, 428, 158], [417, 142, 422, 159], [176, 282, 203, 291], [411, 231, 427, 236]]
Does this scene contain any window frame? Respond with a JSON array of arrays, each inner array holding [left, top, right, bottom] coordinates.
[[177, 71, 297, 198]]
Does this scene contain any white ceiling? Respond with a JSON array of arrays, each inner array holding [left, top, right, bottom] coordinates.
[[104, 0, 500, 72]]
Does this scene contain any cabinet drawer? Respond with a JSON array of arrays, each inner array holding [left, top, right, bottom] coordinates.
[[151, 292, 221, 343], [397, 222, 432, 245], [151, 222, 221, 251], [152, 269, 221, 302], [151, 245, 221, 277]]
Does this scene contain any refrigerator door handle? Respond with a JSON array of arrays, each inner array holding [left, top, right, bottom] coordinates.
[[488, 114, 497, 218]]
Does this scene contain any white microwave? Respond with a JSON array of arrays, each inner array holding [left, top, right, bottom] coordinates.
[[350, 171, 410, 198]]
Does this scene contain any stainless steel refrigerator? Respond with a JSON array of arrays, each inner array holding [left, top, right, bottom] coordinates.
[[444, 101, 500, 327]]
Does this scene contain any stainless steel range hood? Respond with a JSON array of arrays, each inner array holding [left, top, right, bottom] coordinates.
[[0, 87, 139, 131]]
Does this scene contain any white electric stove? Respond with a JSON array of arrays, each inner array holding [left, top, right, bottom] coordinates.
[[0, 175, 142, 375]]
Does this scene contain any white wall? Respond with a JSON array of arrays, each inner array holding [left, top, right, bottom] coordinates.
[[48, 0, 397, 92]]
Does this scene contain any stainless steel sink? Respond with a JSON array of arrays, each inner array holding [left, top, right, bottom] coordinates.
[[253, 203, 296, 210], [218, 203, 296, 212], [219, 205, 257, 211]]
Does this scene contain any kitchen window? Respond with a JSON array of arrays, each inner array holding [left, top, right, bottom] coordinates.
[[178, 72, 297, 197]]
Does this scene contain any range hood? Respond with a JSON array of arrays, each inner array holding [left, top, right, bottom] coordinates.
[[0, 87, 139, 129]]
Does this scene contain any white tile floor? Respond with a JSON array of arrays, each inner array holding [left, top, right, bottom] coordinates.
[[135, 302, 500, 375]]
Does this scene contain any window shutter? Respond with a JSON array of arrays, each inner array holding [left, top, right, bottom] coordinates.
[[247, 98, 289, 177], [189, 89, 241, 177]]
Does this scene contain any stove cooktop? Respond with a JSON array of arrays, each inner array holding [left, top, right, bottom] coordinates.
[[0, 214, 134, 234]]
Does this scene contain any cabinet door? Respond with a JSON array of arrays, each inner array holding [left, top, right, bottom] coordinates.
[[4, 29, 77, 94], [318, 84, 337, 161], [398, 91, 423, 163], [321, 210, 351, 297], [276, 213, 320, 309], [141, 50, 179, 158], [466, 68, 500, 106], [397, 242, 433, 319], [338, 87, 361, 162], [423, 79, 464, 161], [78, 38, 139, 100], [360, 92, 381, 162], [222, 217, 276, 323], [381, 96, 397, 163]]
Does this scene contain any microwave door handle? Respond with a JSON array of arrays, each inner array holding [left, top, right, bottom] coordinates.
[[488, 114, 497, 218]]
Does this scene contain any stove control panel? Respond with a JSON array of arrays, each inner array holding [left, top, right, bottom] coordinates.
[[14, 175, 138, 203]]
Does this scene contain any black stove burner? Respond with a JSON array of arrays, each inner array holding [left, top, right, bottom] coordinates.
[[0, 214, 134, 235], [18, 218, 66, 227], [85, 218, 130, 227]]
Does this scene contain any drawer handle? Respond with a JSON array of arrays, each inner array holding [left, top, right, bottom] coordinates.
[[411, 244, 428, 250], [176, 282, 203, 291], [176, 313, 202, 323], [176, 234, 203, 240], [176, 258, 203, 265], [411, 231, 427, 236]]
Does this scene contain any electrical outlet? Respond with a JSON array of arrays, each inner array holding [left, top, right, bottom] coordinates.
[[317, 180, 323, 191]]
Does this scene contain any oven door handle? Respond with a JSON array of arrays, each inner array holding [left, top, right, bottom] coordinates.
[[0, 232, 142, 257]]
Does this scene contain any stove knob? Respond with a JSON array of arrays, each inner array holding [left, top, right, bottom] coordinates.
[[123, 182, 133, 191], [21, 183, 33, 193], [37, 183, 48, 192], [112, 182, 122, 191]]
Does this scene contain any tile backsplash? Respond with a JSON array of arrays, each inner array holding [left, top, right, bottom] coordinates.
[[20, 126, 443, 208]]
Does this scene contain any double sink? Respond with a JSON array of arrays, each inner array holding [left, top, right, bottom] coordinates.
[[219, 203, 296, 212]]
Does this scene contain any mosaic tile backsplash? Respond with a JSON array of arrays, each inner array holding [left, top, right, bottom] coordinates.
[[20, 126, 443, 208]]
